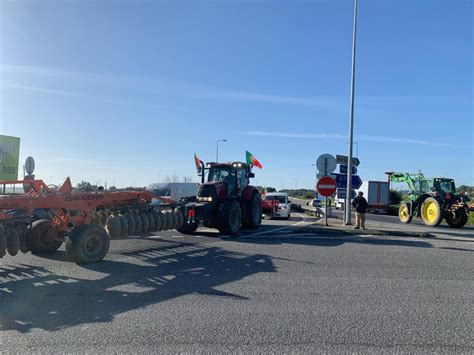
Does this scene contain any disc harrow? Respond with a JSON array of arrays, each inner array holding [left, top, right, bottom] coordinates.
[[0, 177, 184, 263]]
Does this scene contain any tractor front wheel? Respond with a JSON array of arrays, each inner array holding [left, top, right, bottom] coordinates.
[[420, 197, 443, 227], [243, 193, 262, 229], [445, 209, 468, 228], [65, 224, 110, 264], [217, 201, 242, 235], [398, 202, 413, 224]]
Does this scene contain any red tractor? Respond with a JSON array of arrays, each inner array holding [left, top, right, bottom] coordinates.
[[178, 162, 262, 235]]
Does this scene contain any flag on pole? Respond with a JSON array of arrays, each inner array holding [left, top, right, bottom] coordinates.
[[246, 150, 262, 169], [194, 153, 202, 171]]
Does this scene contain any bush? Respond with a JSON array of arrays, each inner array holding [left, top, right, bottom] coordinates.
[[389, 190, 402, 205], [387, 205, 399, 216]]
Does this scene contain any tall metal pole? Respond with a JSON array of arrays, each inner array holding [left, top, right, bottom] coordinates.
[[345, 0, 358, 225], [216, 139, 227, 162]]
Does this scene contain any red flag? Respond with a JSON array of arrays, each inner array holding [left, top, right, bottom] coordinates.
[[194, 153, 202, 171]]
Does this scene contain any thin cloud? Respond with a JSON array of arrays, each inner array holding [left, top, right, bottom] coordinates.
[[239, 131, 451, 147], [3, 83, 83, 97], [2, 64, 336, 108]]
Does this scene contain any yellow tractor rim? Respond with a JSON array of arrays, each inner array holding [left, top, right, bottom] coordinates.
[[422, 200, 439, 223], [399, 205, 410, 221]]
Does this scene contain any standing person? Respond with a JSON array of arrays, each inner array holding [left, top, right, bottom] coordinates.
[[458, 190, 471, 203], [351, 191, 368, 230]]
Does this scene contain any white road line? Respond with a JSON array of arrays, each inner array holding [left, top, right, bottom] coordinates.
[[247, 213, 309, 237]]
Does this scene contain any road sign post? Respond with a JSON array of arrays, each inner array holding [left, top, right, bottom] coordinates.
[[317, 176, 337, 226], [316, 154, 337, 176]]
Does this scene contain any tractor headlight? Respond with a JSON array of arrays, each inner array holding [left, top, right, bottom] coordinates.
[[197, 196, 213, 202]]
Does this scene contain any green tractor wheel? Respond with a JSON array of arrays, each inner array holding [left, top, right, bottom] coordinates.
[[398, 202, 413, 224], [420, 197, 443, 227]]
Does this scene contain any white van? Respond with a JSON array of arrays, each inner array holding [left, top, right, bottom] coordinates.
[[264, 192, 292, 219], [147, 183, 198, 205]]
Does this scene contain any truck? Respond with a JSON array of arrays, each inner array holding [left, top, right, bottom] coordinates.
[[358, 181, 389, 214], [147, 182, 198, 205]]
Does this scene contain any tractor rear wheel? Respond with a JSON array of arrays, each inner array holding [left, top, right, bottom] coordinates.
[[65, 224, 110, 264], [178, 220, 199, 234], [243, 193, 262, 229], [217, 200, 242, 235], [398, 202, 413, 224], [29, 219, 63, 254], [445, 210, 468, 228], [420, 197, 443, 227]]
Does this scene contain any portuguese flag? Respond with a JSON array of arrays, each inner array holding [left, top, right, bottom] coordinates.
[[246, 150, 263, 169], [194, 153, 202, 170]]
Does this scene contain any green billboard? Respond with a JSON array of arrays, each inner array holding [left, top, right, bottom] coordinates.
[[0, 135, 20, 180]]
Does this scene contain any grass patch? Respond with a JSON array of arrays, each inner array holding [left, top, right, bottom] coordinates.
[[468, 212, 474, 226]]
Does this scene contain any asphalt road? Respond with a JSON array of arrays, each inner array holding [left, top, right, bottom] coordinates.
[[1, 214, 473, 353]]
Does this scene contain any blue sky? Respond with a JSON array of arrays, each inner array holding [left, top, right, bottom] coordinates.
[[0, 0, 472, 189]]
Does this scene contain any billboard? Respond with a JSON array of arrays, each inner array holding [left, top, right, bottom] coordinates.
[[0, 135, 20, 180]]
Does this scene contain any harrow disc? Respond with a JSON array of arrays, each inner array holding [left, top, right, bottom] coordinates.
[[158, 212, 167, 231], [140, 213, 150, 232], [106, 215, 122, 238], [5, 227, 20, 256], [0, 226, 6, 258], [174, 209, 184, 229], [146, 212, 155, 232], [133, 214, 143, 234], [151, 211, 161, 232], [118, 215, 129, 237], [161, 211, 170, 231], [125, 213, 136, 235]]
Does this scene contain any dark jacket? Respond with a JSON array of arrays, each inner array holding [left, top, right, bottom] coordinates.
[[352, 196, 368, 213]]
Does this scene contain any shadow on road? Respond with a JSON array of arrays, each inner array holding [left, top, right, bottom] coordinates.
[[230, 234, 434, 249], [0, 241, 275, 333]]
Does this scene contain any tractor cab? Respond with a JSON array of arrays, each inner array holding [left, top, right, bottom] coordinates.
[[431, 178, 456, 195], [203, 162, 254, 197]]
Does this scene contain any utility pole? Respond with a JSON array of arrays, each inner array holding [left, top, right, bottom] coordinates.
[[345, 0, 358, 225]]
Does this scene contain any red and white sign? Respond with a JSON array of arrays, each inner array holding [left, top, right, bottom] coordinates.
[[317, 176, 337, 197]]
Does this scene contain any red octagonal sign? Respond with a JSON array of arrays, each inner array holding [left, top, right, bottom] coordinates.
[[317, 176, 337, 197]]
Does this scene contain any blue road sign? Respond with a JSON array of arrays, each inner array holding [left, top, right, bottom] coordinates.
[[333, 173, 363, 189], [339, 165, 357, 175], [336, 188, 356, 200]]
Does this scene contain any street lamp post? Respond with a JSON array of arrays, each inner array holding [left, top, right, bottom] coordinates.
[[280, 179, 284, 191], [216, 139, 227, 162], [345, 0, 358, 226], [292, 178, 298, 190]]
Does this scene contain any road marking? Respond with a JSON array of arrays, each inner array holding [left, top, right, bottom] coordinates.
[[247, 213, 309, 237]]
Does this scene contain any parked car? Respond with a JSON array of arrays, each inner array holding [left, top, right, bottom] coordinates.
[[264, 192, 292, 219], [307, 198, 322, 208]]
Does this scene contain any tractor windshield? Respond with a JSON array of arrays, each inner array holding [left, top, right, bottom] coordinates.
[[208, 167, 234, 183], [434, 179, 456, 194]]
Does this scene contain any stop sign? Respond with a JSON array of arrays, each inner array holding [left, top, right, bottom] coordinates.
[[317, 176, 337, 197]]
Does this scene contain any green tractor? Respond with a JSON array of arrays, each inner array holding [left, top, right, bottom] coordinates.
[[386, 172, 469, 228]]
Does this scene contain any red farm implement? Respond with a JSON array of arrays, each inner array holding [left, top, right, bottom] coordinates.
[[0, 177, 184, 264]]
